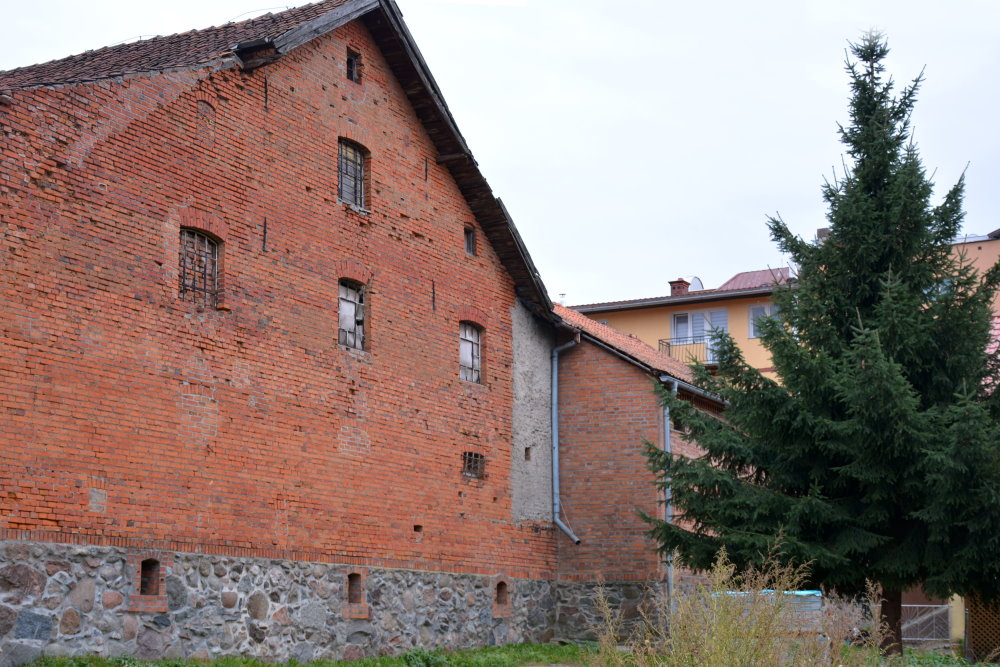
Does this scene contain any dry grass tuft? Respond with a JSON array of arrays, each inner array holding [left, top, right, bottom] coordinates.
[[589, 550, 891, 666]]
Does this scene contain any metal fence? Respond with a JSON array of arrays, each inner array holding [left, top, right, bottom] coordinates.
[[902, 604, 950, 644]]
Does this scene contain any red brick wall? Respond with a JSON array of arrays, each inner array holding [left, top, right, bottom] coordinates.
[[0, 20, 554, 578], [556, 341, 672, 582]]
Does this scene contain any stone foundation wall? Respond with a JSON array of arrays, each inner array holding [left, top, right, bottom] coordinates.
[[0, 541, 554, 665], [554, 581, 663, 641]]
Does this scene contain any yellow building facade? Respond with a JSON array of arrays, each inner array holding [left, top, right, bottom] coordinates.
[[574, 269, 789, 375]]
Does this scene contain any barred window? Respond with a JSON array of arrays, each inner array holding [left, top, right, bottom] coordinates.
[[338, 280, 365, 349], [462, 451, 486, 478], [459, 322, 481, 383], [338, 139, 366, 209], [179, 229, 219, 306]]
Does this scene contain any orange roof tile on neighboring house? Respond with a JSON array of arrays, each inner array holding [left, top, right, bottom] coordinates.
[[718, 267, 790, 291], [554, 304, 694, 383], [0, 0, 347, 89]]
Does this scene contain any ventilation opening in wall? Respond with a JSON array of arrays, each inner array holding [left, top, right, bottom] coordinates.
[[347, 572, 363, 603], [413, 524, 423, 533], [524, 447, 531, 461], [140, 559, 160, 595], [462, 451, 486, 478], [495, 581, 509, 605]]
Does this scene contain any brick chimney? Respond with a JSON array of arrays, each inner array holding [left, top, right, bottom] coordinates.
[[669, 278, 690, 297]]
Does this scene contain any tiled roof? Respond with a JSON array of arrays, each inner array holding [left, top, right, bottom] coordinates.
[[554, 304, 693, 383], [572, 267, 789, 312], [717, 267, 790, 291], [0, 0, 346, 89]]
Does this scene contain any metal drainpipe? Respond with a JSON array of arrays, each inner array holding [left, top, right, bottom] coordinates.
[[659, 376, 679, 611], [552, 337, 581, 545]]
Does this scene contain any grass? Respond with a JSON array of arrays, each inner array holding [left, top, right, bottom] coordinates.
[[28, 638, 998, 667], [31, 643, 589, 667]]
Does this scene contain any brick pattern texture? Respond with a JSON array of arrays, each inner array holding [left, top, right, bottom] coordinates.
[[555, 341, 667, 582], [0, 20, 553, 579]]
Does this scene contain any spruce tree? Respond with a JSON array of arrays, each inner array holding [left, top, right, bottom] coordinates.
[[646, 33, 1000, 651]]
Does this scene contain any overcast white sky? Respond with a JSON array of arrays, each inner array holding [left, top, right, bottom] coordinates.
[[4, 1, 999, 305]]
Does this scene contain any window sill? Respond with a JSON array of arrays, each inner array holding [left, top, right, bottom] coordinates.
[[343, 602, 370, 619], [339, 200, 370, 215], [129, 594, 168, 613], [338, 345, 371, 360]]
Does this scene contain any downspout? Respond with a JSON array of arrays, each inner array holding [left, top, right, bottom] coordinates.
[[552, 336, 582, 544], [659, 376, 679, 611]]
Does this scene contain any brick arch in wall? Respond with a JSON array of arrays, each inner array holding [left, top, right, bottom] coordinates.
[[456, 305, 489, 331], [165, 207, 229, 308], [333, 258, 373, 286]]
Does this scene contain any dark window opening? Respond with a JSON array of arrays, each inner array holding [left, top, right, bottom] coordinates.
[[179, 229, 219, 306], [347, 572, 363, 603], [524, 447, 531, 461], [338, 279, 365, 349], [346, 50, 361, 83], [338, 139, 367, 209], [459, 322, 482, 383], [464, 227, 477, 256], [495, 581, 509, 605], [140, 559, 160, 596], [462, 451, 486, 479]]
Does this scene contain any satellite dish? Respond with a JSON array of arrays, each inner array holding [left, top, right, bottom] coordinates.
[[684, 276, 704, 291]]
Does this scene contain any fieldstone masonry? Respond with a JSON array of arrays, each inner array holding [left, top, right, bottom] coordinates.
[[0, 541, 555, 665]]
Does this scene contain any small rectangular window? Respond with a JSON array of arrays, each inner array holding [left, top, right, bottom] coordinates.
[[462, 451, 486, 478], [459, 322, 481, 383], [464, 227, 477, 256], [749, 304, 779, 338], [339, 280, 365, 349], [338, 139, 366, 209], [346, 50, 361, 83]]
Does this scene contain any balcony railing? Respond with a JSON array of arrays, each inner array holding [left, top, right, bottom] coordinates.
[[658, 336, 719, 365]]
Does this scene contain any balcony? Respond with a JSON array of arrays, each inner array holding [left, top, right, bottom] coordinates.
[[658, 336, 719, 366]]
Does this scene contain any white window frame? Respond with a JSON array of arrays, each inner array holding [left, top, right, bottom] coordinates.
[[670, 310, 728, 344], [748, 303, 779, 339], [459, 322, 482, 383], [338, 280, 365, 350]]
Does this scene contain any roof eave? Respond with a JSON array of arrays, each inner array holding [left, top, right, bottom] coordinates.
[[361, 0, 554, 320], [574, 284, 782, 313]]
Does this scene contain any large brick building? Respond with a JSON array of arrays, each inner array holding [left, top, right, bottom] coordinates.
[[0, 0, 712, 660]]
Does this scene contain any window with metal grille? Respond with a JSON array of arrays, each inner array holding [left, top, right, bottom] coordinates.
[[338, 139, 366, 209], [462, 451, 486, 478], [464, 227, 477, 256], [459, 322, 481, 382], [338, 280, 365, 349], [179, 229, 219, 306], [346, 50, 361, 83]]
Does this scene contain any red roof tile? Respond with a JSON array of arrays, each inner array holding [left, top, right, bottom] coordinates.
[[717, 267, 790, 291], [572, 267, 790, 312], [554, 304, 694, 383], [0, 0, 348, 89]]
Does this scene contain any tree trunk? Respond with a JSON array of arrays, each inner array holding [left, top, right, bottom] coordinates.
[[880, 589, 903, 655]]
